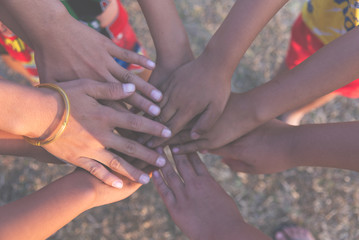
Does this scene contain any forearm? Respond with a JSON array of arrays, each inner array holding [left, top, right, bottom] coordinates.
[[0, 170, 95, 240], [251, 27, 359, 123], [201, 0, 288, 78], [0, 0, 72, 48], [138, 0, 193, 68], [0, 80, 61, 138], [288, 121, 359, 171]]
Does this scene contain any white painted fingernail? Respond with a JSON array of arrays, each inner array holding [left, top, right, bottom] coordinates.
[[112, 180, 123, 189], [149, 105, 161, 116], [147, 60, 156, 68], [151, 89, 162, 101], [123, 83, 135, 93], [191, 132, 200, 140], [161, 128, 172, 138], [139, 174, 150, 184], [172, 147, 179, 153], [156, 156, 166, 167]]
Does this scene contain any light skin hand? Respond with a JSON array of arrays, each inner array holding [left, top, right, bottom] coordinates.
[[153, 153, 270, 240], [42, 79, 172, 187], [0, 0, 163, 114]]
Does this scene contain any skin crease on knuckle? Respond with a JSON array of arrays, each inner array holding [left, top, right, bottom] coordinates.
[[127, 115, 143, 130]]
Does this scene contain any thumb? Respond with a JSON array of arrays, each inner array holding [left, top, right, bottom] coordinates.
[[190, 106, 220, 140], [85, 81, 135, 100]]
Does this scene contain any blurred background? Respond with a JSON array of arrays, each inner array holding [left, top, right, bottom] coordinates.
[[1, 0, 359, 239]]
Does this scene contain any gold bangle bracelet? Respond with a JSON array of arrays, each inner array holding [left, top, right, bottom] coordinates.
[[24, 83, 70, 146]]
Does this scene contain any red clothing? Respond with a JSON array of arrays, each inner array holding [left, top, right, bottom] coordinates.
[[286, 15, 359, 98]]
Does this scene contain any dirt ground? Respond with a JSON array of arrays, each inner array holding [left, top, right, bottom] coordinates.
[[1, 1, 359, 239]]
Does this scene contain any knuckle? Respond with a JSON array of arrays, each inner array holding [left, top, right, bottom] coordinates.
[[167, 170, 178, 180], [124, 141, 137, 154], [122, 71, 134, 83], [109, 157, 121, 170], [107, 83, 123, 99], [127, 115, 143, 129], [122, 50, 130, 60], [89, 162, 103, 176]]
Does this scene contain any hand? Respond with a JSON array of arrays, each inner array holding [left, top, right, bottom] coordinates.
[[86, 157, 153, 208], [210, 120, 296, 174], [42, 79, 172, 187], [146, 56, 232, 148], [166, 92, 262, 154], [34, 16, 163, 115], [152, 153, 245, 240]]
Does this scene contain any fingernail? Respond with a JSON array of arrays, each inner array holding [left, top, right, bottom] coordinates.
[[139, 174, 150, 184], [153, 170, 160, 178], [147, 141, 153, 148], [191, 132, 200, 140], [161, 128, 172, 138], [172, 147, 179, 153], [149, 105, 161, 116], [123, 83, 135, 93], [156, 156, 166, 167], [275, 232, 285, 240], [112, 180, 123, 189], [147, 60, 156, 68], [151, 89, 162, 101]]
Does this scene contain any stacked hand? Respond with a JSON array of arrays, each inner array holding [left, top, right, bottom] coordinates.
[[42, 79, 172, 187]]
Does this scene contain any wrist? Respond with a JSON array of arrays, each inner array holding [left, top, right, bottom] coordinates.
[[22, 87, 64, 139], [156, 40, 194, 70]]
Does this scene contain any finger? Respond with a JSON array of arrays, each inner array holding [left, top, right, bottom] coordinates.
[[107, 41, 156, 70], [188, 153, 209, 176], [109, 64, 163, 102], [152, 170, 176, 207], [171, 140, 208, 154], [158, 104, 177, 123], [76, 156, 124, 188], [85, 81, 136, 100], [125, 93, 161, 117], [165, 130, 192, 146], [100, 100, 130, 113], [106, 134, 167, 168], [209, 145, 234, 159], [99, 151, 151, 184], [148, 111, 190, 148], [107, 110, 172, 138], [222, 158, 252, 173], [172, 154, 196, 181], [190, 106, 221, 140], [161, 161, 184, 194]]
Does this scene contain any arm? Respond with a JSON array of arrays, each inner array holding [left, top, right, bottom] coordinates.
[[153, 152, 270, 240], [210, 119, 359, 174], [147, 0, 288, 147], [0, 0, 162, 107], [0, 78, 172, 186], [0, 169, 142, 240], [172, 25, 359, 153], [0, 130, 63, 164]]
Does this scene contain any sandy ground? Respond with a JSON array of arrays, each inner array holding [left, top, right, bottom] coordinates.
[[1, 0, 359, 239]]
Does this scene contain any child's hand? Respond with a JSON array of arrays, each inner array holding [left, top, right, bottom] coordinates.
[[210, 120, 296, 174], [146, 57, 232, 148], [152, 153, 245, 240], [167, 93, 261, 154]]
